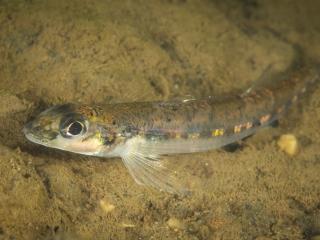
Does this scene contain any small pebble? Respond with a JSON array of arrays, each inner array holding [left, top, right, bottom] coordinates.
[[167, 217, 184, 231], [277, 134, 298, 156], [99, 199, 115, 213], [121, 223, 135, 228]]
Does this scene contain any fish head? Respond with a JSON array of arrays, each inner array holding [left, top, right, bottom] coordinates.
[[23, 104, 111, 156]]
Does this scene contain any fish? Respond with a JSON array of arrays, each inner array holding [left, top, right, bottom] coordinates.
[[23, 59, 319, 194]]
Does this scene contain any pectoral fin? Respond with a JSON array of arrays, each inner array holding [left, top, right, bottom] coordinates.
[[120, 137, 190, 195]]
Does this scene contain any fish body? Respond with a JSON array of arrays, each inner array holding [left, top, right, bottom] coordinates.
[[24, 62, 319, 194]]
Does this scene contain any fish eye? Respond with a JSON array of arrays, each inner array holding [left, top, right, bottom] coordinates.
[[60, 116, 87, 138], [66, 121, 84, 136]]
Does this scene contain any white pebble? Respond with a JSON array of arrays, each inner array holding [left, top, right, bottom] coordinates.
[[277, 134, 298, 156], [167, 217, 184, 231], [99, 199, 115, 213]]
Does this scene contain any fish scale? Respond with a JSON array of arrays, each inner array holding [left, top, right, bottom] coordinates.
[[92, 65, 317, 142]]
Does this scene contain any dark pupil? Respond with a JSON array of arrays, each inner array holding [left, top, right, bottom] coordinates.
[[68, 121, 83, 135]]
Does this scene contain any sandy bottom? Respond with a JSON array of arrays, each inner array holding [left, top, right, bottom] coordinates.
[[0, 0, 319, 239]]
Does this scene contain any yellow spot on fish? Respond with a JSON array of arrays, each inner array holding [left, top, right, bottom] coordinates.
[[94, 131, 106, 144], [245, 122, 253, 129], [234, 122, 253, 133], [212, 129, 224, 136], [90, 116, 98, 122], [175, 133, 181, 139], [234, 125, 242, 133], [189, 133, 200, 139], [260, 114, 271, 124]]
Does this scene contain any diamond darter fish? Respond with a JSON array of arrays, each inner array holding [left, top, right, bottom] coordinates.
[[23, 58, 319, 194]]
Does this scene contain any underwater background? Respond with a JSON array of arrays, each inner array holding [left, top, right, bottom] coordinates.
[[0, 0, 319, 239]]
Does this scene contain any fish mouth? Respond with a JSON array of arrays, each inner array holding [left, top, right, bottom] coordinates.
[[23, 121, 49, 146], [24, 131, 45, 146], [23, 122, 34, 141], [23, 121, 32, 135]]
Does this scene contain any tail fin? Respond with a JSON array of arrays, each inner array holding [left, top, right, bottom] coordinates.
[[243, 47, 319, 108]]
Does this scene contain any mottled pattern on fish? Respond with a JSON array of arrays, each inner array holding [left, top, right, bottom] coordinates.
[[23, 62, 319, 194], [72, 65, 317, 149]]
